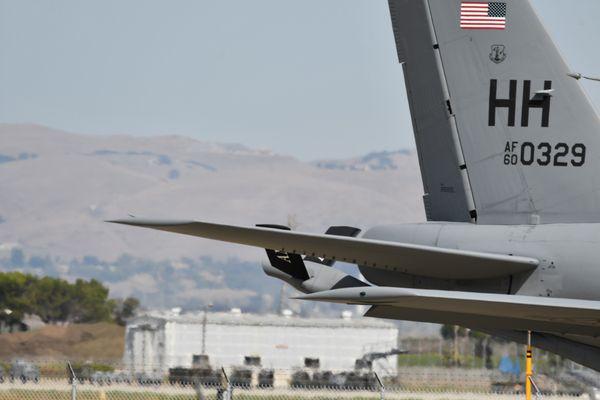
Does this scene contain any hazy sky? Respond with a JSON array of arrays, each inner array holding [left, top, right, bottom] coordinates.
[[1, 0, 599, 160]]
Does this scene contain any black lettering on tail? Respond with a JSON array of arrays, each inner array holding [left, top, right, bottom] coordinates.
[[489, 79, 517, 127]]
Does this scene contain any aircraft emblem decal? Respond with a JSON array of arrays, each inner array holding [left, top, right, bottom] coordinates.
[[489, 44, 507, 64]]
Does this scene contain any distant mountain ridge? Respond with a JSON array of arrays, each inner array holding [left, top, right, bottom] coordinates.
[[0, 124, 425, 313], [315, 150, 414, 171]]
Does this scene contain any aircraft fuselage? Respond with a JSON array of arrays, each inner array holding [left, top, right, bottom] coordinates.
[[361, 223, 600, 300]]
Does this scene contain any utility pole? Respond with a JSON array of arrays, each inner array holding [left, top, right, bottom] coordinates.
[[201, 303, 213, 355]]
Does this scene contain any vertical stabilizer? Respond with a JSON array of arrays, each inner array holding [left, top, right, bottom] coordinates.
[[389, 0, 600, 224]]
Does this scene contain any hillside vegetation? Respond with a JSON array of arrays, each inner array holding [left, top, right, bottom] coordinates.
[[0, 271, 138, 328], [0, 123, 424, 313]]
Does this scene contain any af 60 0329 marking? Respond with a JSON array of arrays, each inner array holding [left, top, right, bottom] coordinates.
[[503, 141, 586, 167]]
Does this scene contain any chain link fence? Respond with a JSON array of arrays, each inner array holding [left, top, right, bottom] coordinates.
[[0, 360, 595, 400], [0, 378, 591, 400]]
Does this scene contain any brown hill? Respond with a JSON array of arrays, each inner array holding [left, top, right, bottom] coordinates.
[[0, 123, 425, 311], [0, 323, 124, 363], [0, 123, 424, 263]]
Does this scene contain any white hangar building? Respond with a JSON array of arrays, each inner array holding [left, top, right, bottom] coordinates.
[[124, 309, 399, 376]]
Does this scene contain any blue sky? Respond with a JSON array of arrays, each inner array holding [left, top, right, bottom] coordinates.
[[1, 0, 599, 160]]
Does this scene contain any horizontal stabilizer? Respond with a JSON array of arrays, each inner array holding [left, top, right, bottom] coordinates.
[[108, 219, 538, 280], [296, 287, 600, 336]]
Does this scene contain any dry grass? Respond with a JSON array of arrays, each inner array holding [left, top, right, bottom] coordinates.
[[0, 323, 124, 363], [0, 390, 197, 400]]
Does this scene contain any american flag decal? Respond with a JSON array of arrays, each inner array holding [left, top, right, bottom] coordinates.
[[460, 2, 507, 30]]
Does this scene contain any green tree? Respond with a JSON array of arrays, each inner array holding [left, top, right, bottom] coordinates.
[[113, 297, 140, 326], [27, 276, 73, 323], [440, 324, 468, 339], [1, 272, 114, 325], [0, 272, 37, 328], [0, 271, 140, 326], [69, 279, 113, 323]]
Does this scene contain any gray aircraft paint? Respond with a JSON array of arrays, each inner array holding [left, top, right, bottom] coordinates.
[[111, 219, 539, 280], [389, 0, 473, 222], [298, 286, 600, 336], [391, 0, 600, 224], [360, 222, 600, 300], [368, 307, 600, 371]]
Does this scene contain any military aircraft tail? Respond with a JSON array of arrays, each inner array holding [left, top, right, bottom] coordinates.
[[389, 0, 600, 224]]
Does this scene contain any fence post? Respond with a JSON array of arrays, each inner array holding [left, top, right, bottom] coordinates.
[[194, 378, 206, 400], [224, 367, 233, 400], [67, 361, 77, 400], [217, 367, 232, 400], [375, 372, 385, 400]]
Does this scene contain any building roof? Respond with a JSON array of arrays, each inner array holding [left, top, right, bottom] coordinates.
[[129, 310, 397, 330]]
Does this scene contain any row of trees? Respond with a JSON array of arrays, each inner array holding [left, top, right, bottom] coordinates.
[[0, 271, 139, 328]]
